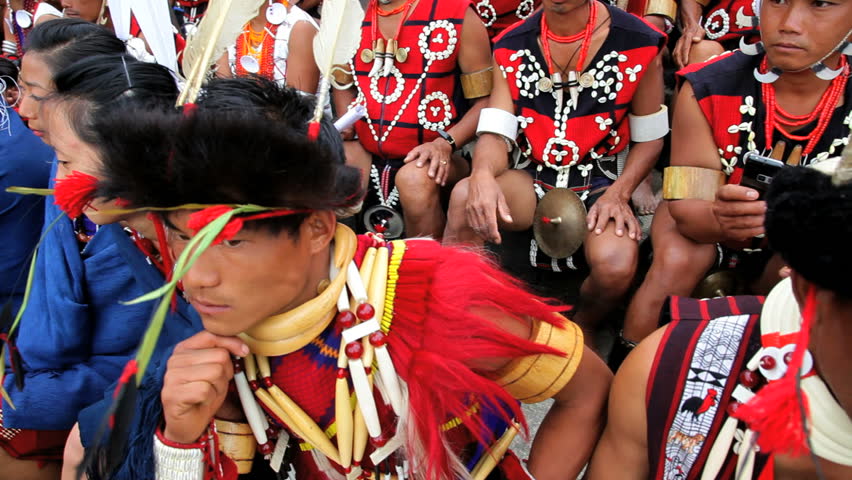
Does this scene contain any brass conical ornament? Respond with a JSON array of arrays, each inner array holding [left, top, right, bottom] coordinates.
[[533, 188, 587, 259]]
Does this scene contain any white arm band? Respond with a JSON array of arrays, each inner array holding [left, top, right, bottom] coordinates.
[[629, 105, 669, 142], [476, 107, 519, 145], [154, 433, 205, 480]]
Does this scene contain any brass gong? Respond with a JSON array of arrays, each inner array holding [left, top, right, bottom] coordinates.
[[533, 188, 588, 259]]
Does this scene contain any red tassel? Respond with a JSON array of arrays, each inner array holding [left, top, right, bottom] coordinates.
[[733, 287, 817, 457], [187, 205, 310, 245], [108, 360, 139, 429], [54, 170, 99, 218], [307, 121, 321, 141], [183, 102, 198, 117], [113, 360, 139, 399]]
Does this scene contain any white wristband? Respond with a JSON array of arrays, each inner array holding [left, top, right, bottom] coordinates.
[[476, 107, 519, 147], [629, 105, 669, 142], [154, 433, 205, 480]]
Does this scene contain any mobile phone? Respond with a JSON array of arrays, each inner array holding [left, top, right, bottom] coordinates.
[[740, 152, 786, 199]]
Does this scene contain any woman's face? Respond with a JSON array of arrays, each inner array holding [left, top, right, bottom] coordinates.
[[760, 0, 852, 71], [18, 52, 54, 141], [48, 101, 126, 225]]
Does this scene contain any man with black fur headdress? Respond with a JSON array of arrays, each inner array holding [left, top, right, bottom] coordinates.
[[587, 147, 852, 478], [79, 76, 611, 480]]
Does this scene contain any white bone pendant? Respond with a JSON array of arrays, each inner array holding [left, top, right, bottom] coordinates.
[[348, 358, 382, 437], [374, 346, 404, 415], [234, 371, 269, 446]]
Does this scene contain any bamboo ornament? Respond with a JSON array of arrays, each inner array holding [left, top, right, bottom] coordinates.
[[493, 316, 584, 403], [352, 409, 369, 473], [662, 166, 726, 201], [214, 419, 257, 474], [470, 422, 520, 480], [267, 385, 342, 464], [335, 373, 355, 469], [256, 354, 272, 380]]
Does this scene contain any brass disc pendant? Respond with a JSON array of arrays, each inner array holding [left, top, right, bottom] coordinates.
[[395, 47, 408, 63], [579, 72, 595, 88], [537, 76, 553, 93], [361, 48, 375, 63]]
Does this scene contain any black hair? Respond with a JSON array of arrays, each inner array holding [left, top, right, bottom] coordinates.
[[765, 166, 852, 299], [0, 57, 19, 91], [24, 18, 125, 76], [49, 54, 179, 170], [94, 76, 364, 235]]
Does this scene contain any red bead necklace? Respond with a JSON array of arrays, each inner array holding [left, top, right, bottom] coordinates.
[[376, 0, 415, 17], [760, 56, 848, 155], [371, 0, 415, 45], [235, 3, 284, 79], [540, 0, 598, 76]]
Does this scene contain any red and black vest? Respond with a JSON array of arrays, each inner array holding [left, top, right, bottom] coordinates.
[[647, 295, 771, 480], [701, 0, 759, 45], [493, 4, 664, 192], [679, 52, 852, 183], [353, 0, 471, 160], [474, 0, 541, 40]]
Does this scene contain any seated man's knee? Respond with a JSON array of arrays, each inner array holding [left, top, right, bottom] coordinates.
[[689, 40, 725, 65], [654, 240, 707, 275], [448, 177, 470, 208], [588, 242, 638, 288], [396, 163, 438, 198]]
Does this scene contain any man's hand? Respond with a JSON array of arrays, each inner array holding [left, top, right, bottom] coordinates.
[[587, 190, 641, 240], [712, 184, 766, 243], [162, 331, 249, 445], [674, 23, 705, 69], [465, 171, 513, 244], [674, 0, 706, 69], [403, 138, 453, 186]]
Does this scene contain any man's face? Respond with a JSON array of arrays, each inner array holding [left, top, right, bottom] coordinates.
[[760, 0, 852, 72], [61, 0, 103, 22], [167, 211, 320, 337]]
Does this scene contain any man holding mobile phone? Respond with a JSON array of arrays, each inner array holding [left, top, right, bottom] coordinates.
[[611, 0, 852, 368]]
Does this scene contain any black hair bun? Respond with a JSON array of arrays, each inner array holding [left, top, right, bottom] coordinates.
[[766, 166, 852, 298]]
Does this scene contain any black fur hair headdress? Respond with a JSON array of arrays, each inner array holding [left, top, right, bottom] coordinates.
[[94, 76, 363, 216], [765, 144, 852, 299]]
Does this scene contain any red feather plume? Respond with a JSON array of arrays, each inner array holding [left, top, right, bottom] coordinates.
[[54, 170, 99, 219]]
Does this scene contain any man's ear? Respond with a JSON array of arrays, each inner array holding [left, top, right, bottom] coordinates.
[[304, 210, 337, 254]]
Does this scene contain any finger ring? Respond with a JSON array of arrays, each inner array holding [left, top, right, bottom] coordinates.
[[440, 160, 448, 165]]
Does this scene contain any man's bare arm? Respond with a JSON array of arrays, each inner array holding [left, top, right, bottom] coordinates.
[[585, 326, 667, 480]]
